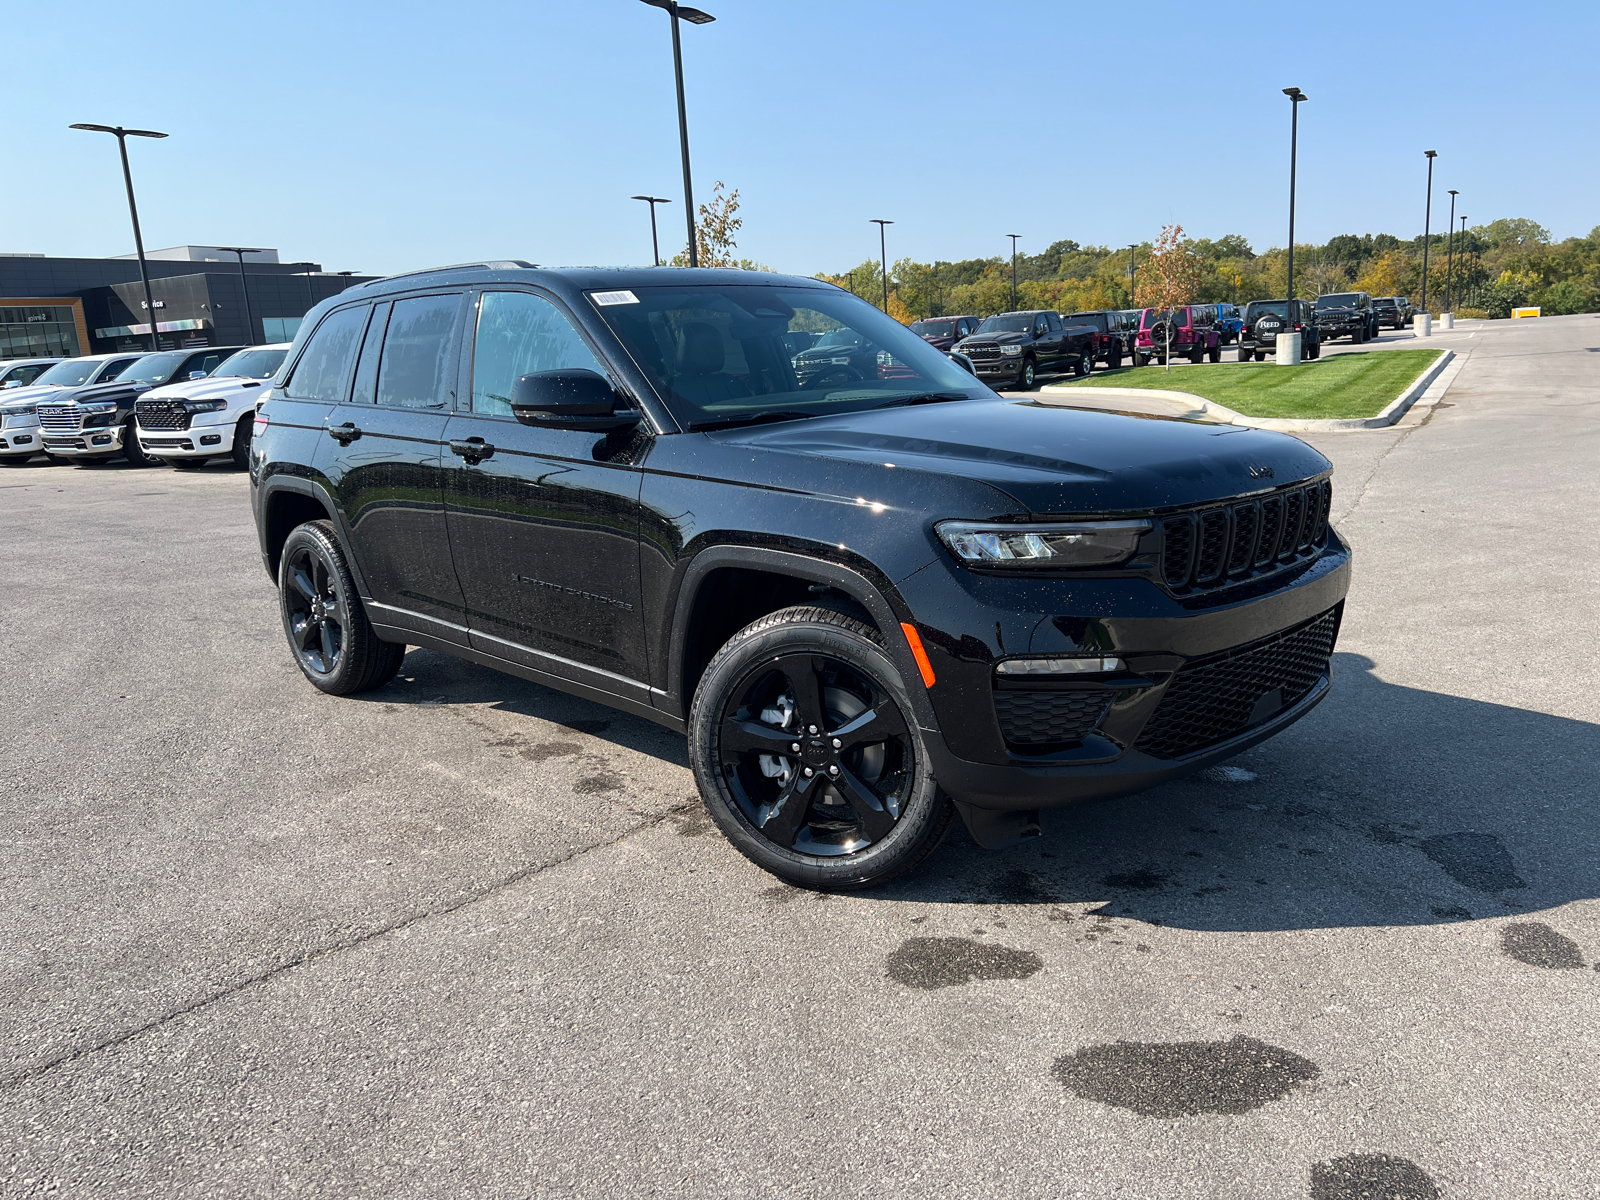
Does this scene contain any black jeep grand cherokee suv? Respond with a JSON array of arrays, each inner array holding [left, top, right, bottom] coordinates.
[[251, 265, 1350, 889]]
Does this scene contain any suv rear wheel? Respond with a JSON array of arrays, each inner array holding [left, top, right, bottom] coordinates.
[[689, 605, 954, 889], [278, 520, 405, 695]]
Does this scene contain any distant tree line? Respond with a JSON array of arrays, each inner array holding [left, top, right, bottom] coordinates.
[[816, 217, 1600, 322]]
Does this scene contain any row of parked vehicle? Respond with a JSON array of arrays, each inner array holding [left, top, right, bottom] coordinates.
[[0, 343, 290, 468], [907, 290, 1418, 383]]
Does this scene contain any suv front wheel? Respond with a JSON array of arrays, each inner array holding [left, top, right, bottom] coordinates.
[[278, 520, 406, 695], [689, 606, 954, 889]]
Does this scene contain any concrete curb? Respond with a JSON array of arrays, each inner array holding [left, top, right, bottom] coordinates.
[[1038, 349, 1454, 432]]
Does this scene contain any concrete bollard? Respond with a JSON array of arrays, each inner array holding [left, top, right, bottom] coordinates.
[[1415, 313, 1433, 338], [1441, 312, 1454, 329], [1275, 332, 1302, 365]]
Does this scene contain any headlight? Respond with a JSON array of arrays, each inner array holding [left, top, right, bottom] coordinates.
[[4, 406, 36, 417], [1001, 344, 1022, 356], [937, 519, 1151, 568], [183, 399, 229, 413]]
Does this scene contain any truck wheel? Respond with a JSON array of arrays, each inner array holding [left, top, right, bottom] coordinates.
[[1307, 340, 1321, 359], [1208, 343, 1222, 363], [688, 605, 954, 890], [1019, 358, 1037, 390], [230, 414, 254, 469], [1254, 352, 1266, 362], [122, 423, 164, 468], [1074, 352, 1092, 378], [1104, 346, 1121, 370], [278, 520, 406, 696]]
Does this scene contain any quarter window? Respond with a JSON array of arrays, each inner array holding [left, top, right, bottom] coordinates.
[[375, 294, 460, 410], [284, 306, 369, 402], [471, 290, 606, 416]]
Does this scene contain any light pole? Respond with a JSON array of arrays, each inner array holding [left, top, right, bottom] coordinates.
[[1420, 151, 1437, 315], [630, 195, 672, 266], [870, 219, 893, 313], [1007, 234, 1021, 311], [217, 247, 264, 345], [1282, 88, 1306, 303], [640, 1, 714, 268], [1128, 244, 1137, 306], [1444, 189, 1458, 314], [70, 122, 168, 352], [1460, 215, 1468, 307]]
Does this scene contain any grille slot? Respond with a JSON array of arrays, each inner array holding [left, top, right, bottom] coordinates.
[[136, 400, 191, 431], [1134, 608, 1341, 759], [994, 689, 1113, 751], [37, 405, 82, 434], [962, 342, 1002, 361], [1160, 479, 1331, 596]]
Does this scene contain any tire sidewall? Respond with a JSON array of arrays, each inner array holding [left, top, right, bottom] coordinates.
[[278, 522, 366, 694], [689, 615, 944, 889]]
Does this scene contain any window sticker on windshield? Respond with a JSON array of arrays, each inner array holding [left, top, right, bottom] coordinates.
[[591, 290, 639, 306]]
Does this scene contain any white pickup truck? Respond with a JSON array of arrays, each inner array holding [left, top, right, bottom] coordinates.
[[134, 344, 290, 469]]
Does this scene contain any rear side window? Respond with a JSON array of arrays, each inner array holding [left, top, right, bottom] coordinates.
[[471, 290, 607, 416], [284, 307, 369, 402], [376, 294, 461, 410]]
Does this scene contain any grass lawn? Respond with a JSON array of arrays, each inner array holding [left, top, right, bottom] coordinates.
[[1054, 349, 1444, 419]]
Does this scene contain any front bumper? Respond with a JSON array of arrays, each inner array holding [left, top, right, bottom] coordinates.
[[138, 422, 234, 457], [0, 423, 43, 456], [971, 357, 1024, 383], [41, 423, 125, 457], [903, 535, 1352, 814]]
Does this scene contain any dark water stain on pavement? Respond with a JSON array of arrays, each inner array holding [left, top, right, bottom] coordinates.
[[1420, 831, 1526, 891], [520, 741, 581, 763], [574, 773, 623, 794], [1102, 868, 1169, 891], [886, 937, 1043, 989], [669, 806, 716, 837], [1309, 1153, 1439, 1199], [1051, 1035, 1318, 1117], [1500, 922, 1586, 969]]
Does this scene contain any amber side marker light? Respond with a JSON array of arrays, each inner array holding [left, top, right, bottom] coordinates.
[[900, 623, 936, 688]]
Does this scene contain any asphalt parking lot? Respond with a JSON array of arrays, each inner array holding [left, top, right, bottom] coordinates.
[[3, 314, 1597, 1198]]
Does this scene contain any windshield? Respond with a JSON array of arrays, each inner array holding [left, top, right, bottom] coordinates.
[[116, 352, 192, 385], [1246, 302, 1289, 321], [212, 347, 288, 379], [1316, 293, 1362, 310], [975, 314, 1033, 334], [29, 357, 103, 388], [911, 319, 956, 338], [591, 284, 991, 428]]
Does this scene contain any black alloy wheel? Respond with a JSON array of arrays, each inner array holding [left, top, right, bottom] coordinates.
[[122, 421, 164, 468], [278, 520, 405, 695], [1019, 357, 1037, 390], [690, 606, 952, 889], [231, 414, 253, 469]]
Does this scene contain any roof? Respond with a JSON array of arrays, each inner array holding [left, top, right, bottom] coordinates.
[[349, 263, 835, 297]]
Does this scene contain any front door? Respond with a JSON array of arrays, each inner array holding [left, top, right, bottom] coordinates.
[[314, 292, 469, 639], [442, 288, 650, 703]]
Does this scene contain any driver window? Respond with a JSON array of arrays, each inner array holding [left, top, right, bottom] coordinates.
[[472, 291, 607, 416]]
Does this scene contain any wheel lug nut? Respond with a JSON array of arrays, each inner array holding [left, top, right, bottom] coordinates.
[[803, 767, 814, 777], [791, 742, 800, 753], [832, 738, 841, 749], [828, 764, 839, 776], [808, 725, 818, 734]]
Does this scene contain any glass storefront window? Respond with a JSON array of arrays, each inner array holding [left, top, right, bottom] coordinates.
[[0, 305, 81, 360]]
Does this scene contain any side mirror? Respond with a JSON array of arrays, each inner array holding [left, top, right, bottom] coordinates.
[[2, 380, 18, 389], [189, 370, 207, 380], [948, 352, 976, 376], [509, 369, 640, 433]]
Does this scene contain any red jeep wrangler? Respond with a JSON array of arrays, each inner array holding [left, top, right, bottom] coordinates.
[[1133, 306, 1223, 366]]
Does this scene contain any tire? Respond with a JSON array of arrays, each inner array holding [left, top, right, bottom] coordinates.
[[230, 414, 253, 469], [1208, 343, 1222, 363], [1133, 351, 1149, 368], [1104, 345, 1121, 370], [1238, 345, 1253, 362], [278, 520, 406, 696], [1254, 352, 1266, 362], [122, 422, 164, 468], [171, 458, 205, 470], [1073, 351, 1092, 378], [689, 605, 954, 889], [1018, 357, 1037, 390], [1307, 340, 1320, 359]]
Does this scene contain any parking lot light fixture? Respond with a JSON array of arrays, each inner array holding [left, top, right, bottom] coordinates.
[[1128, 244, 1137, 306], [1421, 151, 1437, 315], [70, 122, 168, 352], [1007, 234, 1021, 311], [630, 195, 672, 266], [217, 247, 264, 344], [1444, 189, 1459, 313], [1282, 88, 1306, 304], [640, 0, 714, 268], [871, 219, 893, 313]]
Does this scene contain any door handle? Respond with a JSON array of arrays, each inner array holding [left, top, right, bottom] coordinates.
[[327, 422, 362, 445], [449, 437, 495, 463]]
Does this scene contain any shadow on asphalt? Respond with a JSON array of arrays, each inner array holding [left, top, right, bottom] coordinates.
[[362, 645, 1599, 932]]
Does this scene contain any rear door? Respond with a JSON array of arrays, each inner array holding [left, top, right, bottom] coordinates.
[[441, 287, 650, 703], [314, 292, 469, 640]]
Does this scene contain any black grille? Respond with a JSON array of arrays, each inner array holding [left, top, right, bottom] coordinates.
[[995, 688, 1113, 750], [136, 399, 191, 431], [1134, 607, 1341, 759], [962, 342, 1002, 361], [37, 405, 81, 434], [1160, 479, 1331, 595]]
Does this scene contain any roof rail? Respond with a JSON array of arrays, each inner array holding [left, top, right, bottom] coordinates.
[[354, 260, 538, 289]]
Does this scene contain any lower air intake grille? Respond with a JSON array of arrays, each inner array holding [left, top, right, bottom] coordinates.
[[1134, 607, 1341, 759], [995, 689, 1113, 750]]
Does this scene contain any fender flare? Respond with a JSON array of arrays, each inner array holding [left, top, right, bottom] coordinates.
[[666, 545, 940, 734], [257, 474, 373, 600]]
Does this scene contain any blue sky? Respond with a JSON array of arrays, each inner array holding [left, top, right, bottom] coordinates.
[[8, 1, 1595, 276]]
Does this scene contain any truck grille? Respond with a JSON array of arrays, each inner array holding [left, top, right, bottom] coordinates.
[[1134, 607, 1341, 759], [961, 342, 1002, 361], [37, 405, 82, 434], [1160, 479, 1331, 595], [136, 399, 191, 431], [994, 688, 1113, 751]]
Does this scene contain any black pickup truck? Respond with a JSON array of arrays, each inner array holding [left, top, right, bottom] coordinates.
[[953, 310, 1094, 390]]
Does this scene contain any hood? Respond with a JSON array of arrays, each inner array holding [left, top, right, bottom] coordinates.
[[958, 331, 1027, 346], [0, 383, 69, 410], [716, 398, 1330, 515], [141, 376, 260, 401], [43, 379, 153, 406]]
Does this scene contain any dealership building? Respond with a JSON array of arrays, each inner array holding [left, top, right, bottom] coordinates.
[[0, 246, 376, 360]]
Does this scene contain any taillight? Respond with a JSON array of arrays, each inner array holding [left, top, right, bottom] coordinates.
[[1293, 324, 1302, 331], [252, 411, 269, 435]]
